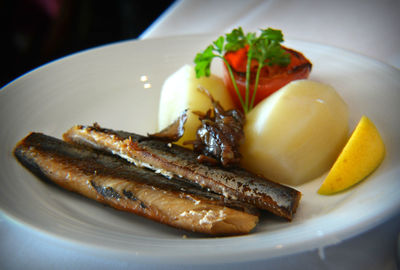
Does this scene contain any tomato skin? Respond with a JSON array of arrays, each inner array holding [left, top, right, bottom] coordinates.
[[223, 46, 312, 110]]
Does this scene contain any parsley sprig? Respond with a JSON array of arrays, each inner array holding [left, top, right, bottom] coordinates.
[[194, 27, 290, 114]]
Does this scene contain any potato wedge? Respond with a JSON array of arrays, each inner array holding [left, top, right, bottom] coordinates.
[[240, 80, 349, 186]]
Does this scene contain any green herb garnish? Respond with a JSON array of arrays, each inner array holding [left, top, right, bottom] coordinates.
[[194, 27, 290, 114]]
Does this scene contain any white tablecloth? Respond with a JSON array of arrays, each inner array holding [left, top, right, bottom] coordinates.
[[1, 0, 399, 269], [140, 0, 400, 69]]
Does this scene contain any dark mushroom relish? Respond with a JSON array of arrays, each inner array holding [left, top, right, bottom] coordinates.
[[185, 88, 245, 167]]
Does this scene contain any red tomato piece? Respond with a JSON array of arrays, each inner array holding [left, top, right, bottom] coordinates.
[[223, 46, 312, 110]]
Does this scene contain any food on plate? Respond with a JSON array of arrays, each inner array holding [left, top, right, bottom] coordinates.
[[240, 80, 349, 186], [11, 24, 390, 238], [318, 116, 385, 195], [63, 124, 302, 220], [14, 132, 259, 235], [158, 64, 234, 148], [194, 27, 311, 113], [184, 88, 245, 167]]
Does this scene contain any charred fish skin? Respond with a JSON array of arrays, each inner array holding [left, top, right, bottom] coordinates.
[[14, 132, 258, 235], [64, 125, 301, 220]]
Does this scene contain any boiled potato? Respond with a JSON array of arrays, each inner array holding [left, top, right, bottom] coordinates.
[[240, 80, 349, 186], [158, 64, 234, 147]]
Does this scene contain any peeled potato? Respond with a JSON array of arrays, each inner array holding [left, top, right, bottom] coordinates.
[[158, 64, 234, 147], [240, 80, 349, 186]]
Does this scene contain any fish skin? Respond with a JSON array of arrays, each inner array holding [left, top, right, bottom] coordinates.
[[64, 124, 301, 220], [14, 132, 259, 235]]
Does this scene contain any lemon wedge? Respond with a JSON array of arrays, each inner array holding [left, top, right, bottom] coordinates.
[[318, 115, 385, 195]]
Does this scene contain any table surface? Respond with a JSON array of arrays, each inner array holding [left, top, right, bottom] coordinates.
[[1, 0, 400, 269]]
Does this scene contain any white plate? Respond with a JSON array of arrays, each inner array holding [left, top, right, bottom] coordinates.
[[0, 35, 399, 265]]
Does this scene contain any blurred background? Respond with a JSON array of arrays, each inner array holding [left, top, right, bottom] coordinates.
[[1, 0, 175, 88]]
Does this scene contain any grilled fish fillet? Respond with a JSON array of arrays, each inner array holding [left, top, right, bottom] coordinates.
[[64, 124, 301, 220], [14, 132, 259, 235]]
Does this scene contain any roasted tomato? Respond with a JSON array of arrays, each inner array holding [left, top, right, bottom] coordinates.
[[223, 45, 312, 110]]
